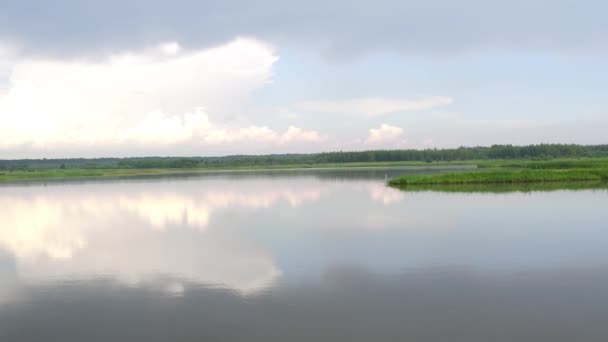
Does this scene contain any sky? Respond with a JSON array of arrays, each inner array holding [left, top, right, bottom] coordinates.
[[0, 0, 607, 158]]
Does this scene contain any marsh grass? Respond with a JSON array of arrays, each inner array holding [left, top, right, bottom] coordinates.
[[390, 181, 608, 193], [0, 161, 475, 183], [477, 158, 608, 169], [388, 168, 608, 187], [0, 168, 186, 182]]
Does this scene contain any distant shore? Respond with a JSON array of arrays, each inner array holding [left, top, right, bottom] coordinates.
[[3, 145, 608, 185], [3, 158, 608, 186], [0, 161, 474, 183]]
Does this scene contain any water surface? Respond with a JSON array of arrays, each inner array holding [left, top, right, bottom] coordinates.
[[1, 168, 607, 341]]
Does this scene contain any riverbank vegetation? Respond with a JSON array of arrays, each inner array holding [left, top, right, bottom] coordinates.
[[477, 158, 608, 169], [389, 181, 608, 193], [389, 168, 608, 186], [2, 144, 608, 183], [0, 161, 475, 183], [2, 144, 607, 171], [0, 168, 188, 182], [389, 157, 608, 188]]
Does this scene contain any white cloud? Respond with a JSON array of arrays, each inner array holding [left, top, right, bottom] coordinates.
[[297, 96, 452, 116], [365, 123, 405, 145], [280, 126, 325, 143], [125, 109, 324, 146], [0, 42, 18, 62], [157, 42, 181, 55], [0, 42, 18, 92], [0, 38, 324, 157]]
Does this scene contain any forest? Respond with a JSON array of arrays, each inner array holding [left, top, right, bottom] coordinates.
[[1, 144, 608, 170]]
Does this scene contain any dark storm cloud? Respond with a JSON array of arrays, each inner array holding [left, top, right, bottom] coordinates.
[[1, 0, 606, 58]]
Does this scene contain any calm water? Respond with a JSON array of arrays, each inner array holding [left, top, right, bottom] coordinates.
[[1, 167, 608, 341]]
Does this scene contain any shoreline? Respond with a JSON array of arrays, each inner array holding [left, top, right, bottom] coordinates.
[[0, 162, 475, 183], [388, 167, 608, 188]]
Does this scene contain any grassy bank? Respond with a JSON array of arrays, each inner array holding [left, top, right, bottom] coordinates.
[[0, 161, 475, 183], [389, 167, 608, 187], [477, 158, 608, 169], [389, 181, 608, 193], [4, 156, 608, 185], [0, 168, 191, 182]]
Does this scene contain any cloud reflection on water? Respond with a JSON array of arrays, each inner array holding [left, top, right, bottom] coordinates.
[[0, 178, 404, 295]]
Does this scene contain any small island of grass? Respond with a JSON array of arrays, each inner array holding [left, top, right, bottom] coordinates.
[[388, 158, 608, 188]]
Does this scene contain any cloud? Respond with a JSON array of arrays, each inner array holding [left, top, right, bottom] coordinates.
[[0, 42, 18, 61], [0, 42, 18, 90], [280, 126, 325, 143], [126, 110, 324, 146], [365, 123, 405, 145], [0, 1, 606, 58], [297, 96, 452, 116], [0, 38, 324, 157]]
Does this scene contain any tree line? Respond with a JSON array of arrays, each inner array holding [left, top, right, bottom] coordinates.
[[1, 144, 608, 170]]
